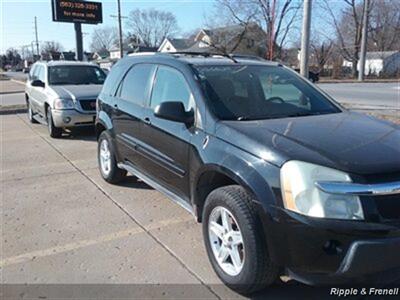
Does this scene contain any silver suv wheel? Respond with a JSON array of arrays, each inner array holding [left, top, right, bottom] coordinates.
[[99, 139, 111, 176], [208, 206, 245, 276]]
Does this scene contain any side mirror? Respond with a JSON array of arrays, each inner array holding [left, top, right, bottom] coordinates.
[[154, 101, 194, 125], [31, 79, 45, 88]]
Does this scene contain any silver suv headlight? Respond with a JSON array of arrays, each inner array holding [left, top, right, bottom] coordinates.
[[54, 98, 75, 109], [280, 160, 364, 220]]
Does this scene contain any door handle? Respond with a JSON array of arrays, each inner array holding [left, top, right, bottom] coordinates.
[[143, 117, 151, 125]]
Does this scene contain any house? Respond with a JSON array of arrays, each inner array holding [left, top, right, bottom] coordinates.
[[158, 38, 196, 53], [40, 51, 76, 61], [92, 49, 110, 61], [109, 44, 157, 60], [99, 43, 157, 70], [343, 51, 400, 76], [158, 23, 267, 57]]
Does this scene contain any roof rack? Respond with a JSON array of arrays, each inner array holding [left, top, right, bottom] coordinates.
[[230, 54, 266, 61], [171, 51, 239, 63]]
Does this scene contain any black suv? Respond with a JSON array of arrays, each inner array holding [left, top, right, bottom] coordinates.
[[96, 53, 400, 293]]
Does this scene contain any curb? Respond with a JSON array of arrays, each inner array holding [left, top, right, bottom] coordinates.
[[0, 108, 27, 115]]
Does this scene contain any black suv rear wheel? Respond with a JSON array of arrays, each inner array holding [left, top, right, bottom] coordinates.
[[98, 131, 127, 183], [202, 185, 279, 294]]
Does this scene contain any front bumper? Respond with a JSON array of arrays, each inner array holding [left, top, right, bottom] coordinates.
[[289, 237, 400, 285], [260, 206, 400, 285], [52, 109, 95, 127]]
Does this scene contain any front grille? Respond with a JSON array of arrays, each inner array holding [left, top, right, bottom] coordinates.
[[79, 99, 96, 111], [374, 194, 400, 221]]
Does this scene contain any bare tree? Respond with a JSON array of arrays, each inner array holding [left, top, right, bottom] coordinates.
[[310, 38, 334, 72], [324, 0, 371, 78], [90, 26, 118, 52], [126, 8, 179, 47], [41, 41, 63, 56], [215, 0, 301, 60], [368, 0, 400, 52]]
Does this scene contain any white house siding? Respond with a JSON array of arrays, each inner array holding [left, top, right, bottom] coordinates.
[[158, 40, 177, 52]]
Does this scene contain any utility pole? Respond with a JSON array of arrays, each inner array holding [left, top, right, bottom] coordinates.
[[34, 16, 40, 57], [358, 0, 369, 81], [74, 23, 84, 61], [117, 0, 124, 59], [300, 0, 312, 78]]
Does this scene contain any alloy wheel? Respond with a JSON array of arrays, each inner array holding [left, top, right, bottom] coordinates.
[[208, 206, 245, 276], [99, 139, 111, 176]]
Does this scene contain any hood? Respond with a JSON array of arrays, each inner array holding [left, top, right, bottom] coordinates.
[[215, 112, 400, 175], [49, 84, 103, 101]]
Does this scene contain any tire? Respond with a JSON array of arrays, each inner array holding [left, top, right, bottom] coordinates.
[[47, 106, 62, 138], [27, 99, 38, 123], [98, 131, 127, 184], [202, 185, 279, 294]]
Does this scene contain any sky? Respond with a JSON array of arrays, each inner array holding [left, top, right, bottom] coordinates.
[[0, 0, 216, 54]]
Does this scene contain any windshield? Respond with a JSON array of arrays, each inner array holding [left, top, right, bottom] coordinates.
[[193, 65, 341, 121], [48, 65, 106, 85]]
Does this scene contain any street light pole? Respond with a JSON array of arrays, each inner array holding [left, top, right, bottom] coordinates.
[[117, 0, 124, 59], [300, 0, 312, 78], [358, 0, 369, 81]]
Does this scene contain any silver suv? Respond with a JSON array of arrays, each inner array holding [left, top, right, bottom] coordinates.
[[25, 61, 106, 137]]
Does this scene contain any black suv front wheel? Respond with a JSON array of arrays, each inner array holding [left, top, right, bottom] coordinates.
[[202, 185, 279, 294], [98, 131, 126, 184]]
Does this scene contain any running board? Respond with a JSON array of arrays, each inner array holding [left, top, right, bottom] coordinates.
[[118, 162, 195, 216]]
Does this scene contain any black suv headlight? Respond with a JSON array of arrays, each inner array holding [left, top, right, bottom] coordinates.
[[280, 160, 364, 220]]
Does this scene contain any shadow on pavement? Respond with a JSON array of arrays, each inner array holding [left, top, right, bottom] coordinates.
[[119, 176, 154, 190], [62, 126, 97, 141]]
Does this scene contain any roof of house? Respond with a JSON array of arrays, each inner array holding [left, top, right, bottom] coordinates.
[[196, 22, 264, 40], [168, 38, 195, 50], [366, 51, 399, 59]]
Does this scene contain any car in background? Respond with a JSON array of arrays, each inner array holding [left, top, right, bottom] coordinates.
[[25, 61, 106, 138], [295, 68, 320, 82]]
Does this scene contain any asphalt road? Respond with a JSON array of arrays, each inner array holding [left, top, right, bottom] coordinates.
[[317, 82, 399, 108], [2, 113, 335, 299], [1, 72, 399, 109]]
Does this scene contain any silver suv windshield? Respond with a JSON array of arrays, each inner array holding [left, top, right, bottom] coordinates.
[[48, 65, 106, 85], [193, 65, 341, 121]]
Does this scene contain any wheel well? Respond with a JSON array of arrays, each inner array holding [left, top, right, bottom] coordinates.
[[44, 103, 49, 117], [96, 123, 106, 140], [194, 170, 237, 222]]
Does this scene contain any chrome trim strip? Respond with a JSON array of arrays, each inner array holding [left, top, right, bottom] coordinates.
[[315, 181, 400, 196]]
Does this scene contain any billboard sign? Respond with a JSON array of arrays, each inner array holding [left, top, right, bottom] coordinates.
[[51, 0, 103, 24]]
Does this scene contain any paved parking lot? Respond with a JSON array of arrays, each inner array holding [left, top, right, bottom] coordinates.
[[2, 114, 331, 299]]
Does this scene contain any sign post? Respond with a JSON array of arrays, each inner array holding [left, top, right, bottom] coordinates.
[[51, 0, 103, 61]]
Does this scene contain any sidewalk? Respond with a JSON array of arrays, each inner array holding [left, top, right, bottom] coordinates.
[[0, 79, 25, 94]]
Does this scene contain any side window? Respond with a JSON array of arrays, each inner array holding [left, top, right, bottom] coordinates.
[[102, 64, 125, 96], [37, 66, 45, 82], [119, 64, 154, 105], [29, 65, 37, 80], [150, 66, 193, 111]]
